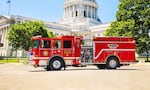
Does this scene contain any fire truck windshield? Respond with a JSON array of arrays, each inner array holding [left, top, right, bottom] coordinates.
[[33, 40, 40, 48]]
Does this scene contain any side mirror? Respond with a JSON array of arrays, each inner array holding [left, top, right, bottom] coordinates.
[[0, 43, 3, 47]]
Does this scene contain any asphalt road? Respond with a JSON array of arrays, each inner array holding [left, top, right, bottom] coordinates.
[[0, 63, 150, 90]]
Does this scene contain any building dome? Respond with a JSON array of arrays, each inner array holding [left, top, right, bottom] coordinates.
[[61, 0, 101, 27]]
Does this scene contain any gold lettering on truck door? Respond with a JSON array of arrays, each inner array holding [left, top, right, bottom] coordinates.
[[64, 50, 71, 56], [43, 51, 48, 56], [108, 44, 119, 49]]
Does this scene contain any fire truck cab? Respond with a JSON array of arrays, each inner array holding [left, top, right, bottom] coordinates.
[[31, 36, 136, 71]]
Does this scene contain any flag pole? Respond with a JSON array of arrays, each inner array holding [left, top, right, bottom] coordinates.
[[8, 0, 11, 16]]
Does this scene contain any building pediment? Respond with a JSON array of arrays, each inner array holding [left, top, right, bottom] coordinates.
[[0, 15, 12, 26], [0, 15, 11, 22]]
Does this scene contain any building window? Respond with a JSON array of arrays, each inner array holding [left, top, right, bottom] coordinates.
[[76, 11, 78, 17], [84, 11, 86, 17]]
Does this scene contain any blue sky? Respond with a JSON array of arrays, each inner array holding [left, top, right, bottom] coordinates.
[[0, 0, 119, 23]]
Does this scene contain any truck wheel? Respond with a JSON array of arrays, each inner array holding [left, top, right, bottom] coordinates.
[[50, 57, 63, 70], [106, 57, 119, 69], [96, 64, 106, 69], [45, 66, 51, 71]]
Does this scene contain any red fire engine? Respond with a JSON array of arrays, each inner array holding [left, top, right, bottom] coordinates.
[[31, 36, 136, 71]]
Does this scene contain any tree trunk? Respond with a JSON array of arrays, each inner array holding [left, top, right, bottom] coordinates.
[[146, 50, 149, 62]]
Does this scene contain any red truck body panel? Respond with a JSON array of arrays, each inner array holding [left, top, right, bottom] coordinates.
[[93, 37, 136, 64], [31, 36, 136, 68]]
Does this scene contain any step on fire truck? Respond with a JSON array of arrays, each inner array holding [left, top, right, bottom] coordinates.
[[31, 36, 136, 71]]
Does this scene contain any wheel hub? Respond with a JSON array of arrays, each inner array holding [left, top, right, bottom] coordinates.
[[109, 60, 117, 68], [53, 60, 61, 69]]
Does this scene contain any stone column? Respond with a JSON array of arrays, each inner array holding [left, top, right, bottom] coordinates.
[[96, 8, 97, 19], [70, 6, 72, 17], [91, 6, 93, 18], [0, 29, 1, 55], [68, 6, 70, 18], [93, 7, 94, 18], [66, 7, 69, 18], [4, 27, 6, 56], [93, 8, 96, 19], [0, 29, 1, 43], [89, 6, 91, 17], [2, 28, 4, 56], [5, 26, 9, 49], [70, 6, 73, 17], [4, 27, 6, 47], [1, 28, 4, 44], [68, 7, 70, 17], [93, 7, 95, 18], [0, 29, 2, 42], [0, 28, 2, 56], [73, 5, 75, 17], [95, 8, 97, 19], [87, 6, 89, 17], [65, 8, 67, 18], [66, 7, 67, 18]]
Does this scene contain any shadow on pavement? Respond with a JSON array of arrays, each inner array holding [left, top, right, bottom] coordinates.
[[29, 68, 140, 72], [30, 70, 47, 72], [113, 69, 140, 70]]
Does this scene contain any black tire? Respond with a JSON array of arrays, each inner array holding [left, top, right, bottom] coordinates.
[[96, 64, 106, 69], [45, 66, 51, 71], [106, 57, 119, 69], [49, 57, 63, 71]]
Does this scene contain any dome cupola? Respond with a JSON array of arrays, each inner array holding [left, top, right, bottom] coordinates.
[[61, 0, 101, 26]]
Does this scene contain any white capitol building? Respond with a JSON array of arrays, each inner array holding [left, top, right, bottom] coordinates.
[[0, 0, 110, 57]]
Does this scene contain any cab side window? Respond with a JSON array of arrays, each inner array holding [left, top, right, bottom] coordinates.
[[63, 40, 71, 48], [54, 41, 61, 48], [42, 40, 50, 48]]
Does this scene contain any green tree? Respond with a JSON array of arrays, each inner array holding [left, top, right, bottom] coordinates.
[[105, 0, 150, 59], [7, 21, 54, 51]]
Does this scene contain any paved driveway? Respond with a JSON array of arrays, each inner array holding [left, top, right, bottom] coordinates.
[[0, 63, 150, 90]]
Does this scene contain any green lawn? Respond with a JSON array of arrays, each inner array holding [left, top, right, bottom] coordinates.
[[136, 57, 150, 62], [0, 59, 19, 63], [0, 58, 28, 64]]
